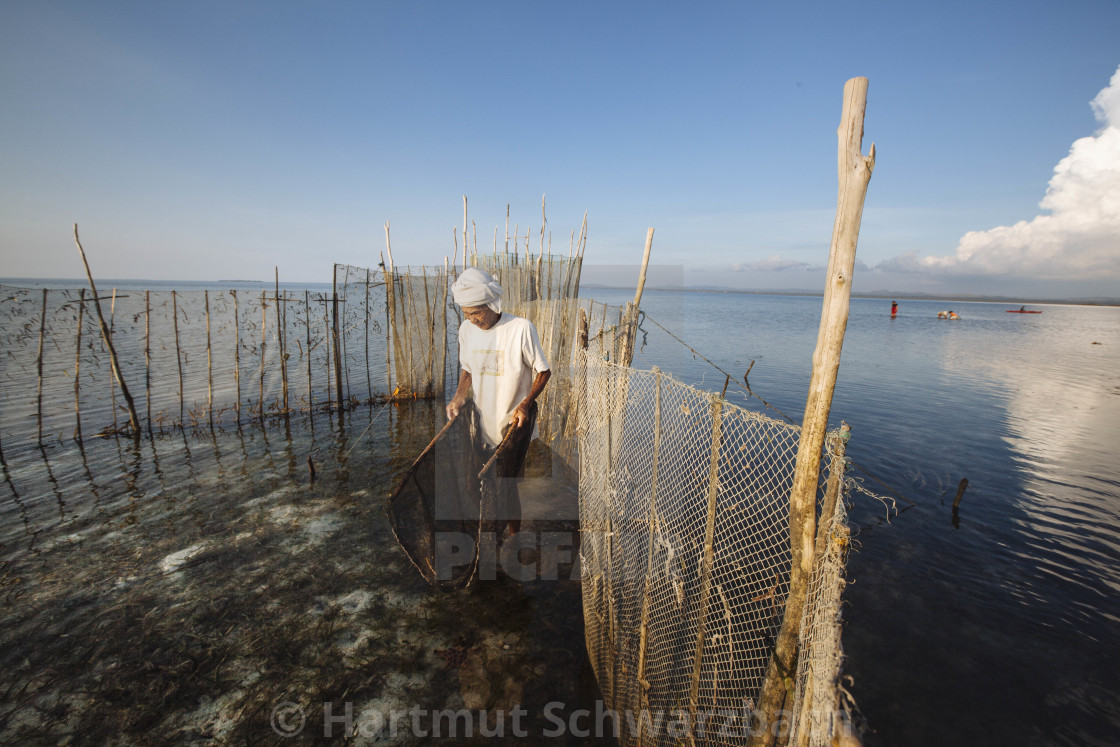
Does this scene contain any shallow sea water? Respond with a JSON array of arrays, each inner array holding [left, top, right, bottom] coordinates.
[[3, 285, 1119, 746], [0, 401, 609, 745], [591, 288, 1120, 747]]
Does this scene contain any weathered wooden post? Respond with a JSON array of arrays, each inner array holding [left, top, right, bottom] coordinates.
[[750, 76, 875, 747], [74, 288, 85, 440], [331, 265, 344, 413], [36, 289, 47, 444], [622, 227, 655, 367], [73, 225, 141, 436]]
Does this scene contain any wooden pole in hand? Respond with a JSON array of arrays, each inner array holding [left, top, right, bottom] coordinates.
[[73, 225, 141, 436], [749, 77, 875, 747]]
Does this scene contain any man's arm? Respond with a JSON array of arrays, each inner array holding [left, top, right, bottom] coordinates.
[[512, 369, 551, 428], [447, 369, 472, 420]]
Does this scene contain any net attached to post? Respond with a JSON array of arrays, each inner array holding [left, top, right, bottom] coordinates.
[[572, 352, 854, 747]]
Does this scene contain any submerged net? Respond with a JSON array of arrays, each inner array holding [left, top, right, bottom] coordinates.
[[572, 353, 853, 746]]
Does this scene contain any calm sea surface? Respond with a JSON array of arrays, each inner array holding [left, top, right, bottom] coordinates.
[[591, 288, 1120, 746], [2, 280, 1118, 745]]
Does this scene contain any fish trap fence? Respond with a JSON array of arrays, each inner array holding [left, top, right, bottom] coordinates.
[[574, 355, 852, 746], [334, 263, 449, 400]]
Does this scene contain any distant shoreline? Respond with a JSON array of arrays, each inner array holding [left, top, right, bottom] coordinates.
[[3, 278, 1116, 307], [580, 284, 1120, 307]]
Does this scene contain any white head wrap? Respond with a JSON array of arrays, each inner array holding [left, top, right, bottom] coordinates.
[[451, 268, 503, 313]]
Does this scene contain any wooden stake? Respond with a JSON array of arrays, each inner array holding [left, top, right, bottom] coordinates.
[[277, 267, 288, 414], [365, 268, 372, 401], [635, 369, 663, 747], [633, 227, 655, 308], [172, 290, 185, 427], [109, 288, 118, 432], [36, 289, 47, 444], [304, 290, 313, 410], [144, 290, 151, 431], [74, 288, 85, 440], [421, 265, 434, 396], [332, 268, 344, 410], [205, 290, 214, 429], [750, 76, 875, 747], [952, 478, 969, 514], [689, 395, 724, 738], [381, 251, 393, 398], [73, 226, 140, 435], [233, 290, 241, 421], [441, 257, 449, 394], [259, 293, 267, 422]]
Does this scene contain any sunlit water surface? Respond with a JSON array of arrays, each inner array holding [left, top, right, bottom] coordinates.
[[3, 287, 1119, 746], [591, 288, 1120, 747]]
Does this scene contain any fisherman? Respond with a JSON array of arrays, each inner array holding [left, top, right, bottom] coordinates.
[[447, 268, 551, 537]]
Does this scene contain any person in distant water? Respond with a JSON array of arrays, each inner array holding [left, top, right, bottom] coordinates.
[[891, 300, 898, 317], [937, 310, 949, 319], [447, 268, 551, 537], [948, 310, 960, 320], [1019, 306, 1026, 312]]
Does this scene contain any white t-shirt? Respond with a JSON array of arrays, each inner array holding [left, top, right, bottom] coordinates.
[[458, 313, 550, 447]]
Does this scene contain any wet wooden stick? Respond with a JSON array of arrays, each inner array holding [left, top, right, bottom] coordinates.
[[172, 290, 184, 427], [144, 290, 151, 431], [205, 290, 213, 429], [952, 478, 969, 515], [74, 288, 85, 440], [74, 225, 140, 435], [277, 267, 289, 414], [233, 290, 241, 421], [332, 267, 344, 410], [304, 290, 313, 411], [109, 288, 118, 432], [36, 289, 47, 444], [259, 292, 267, 422], [364, 268, 372, 401]]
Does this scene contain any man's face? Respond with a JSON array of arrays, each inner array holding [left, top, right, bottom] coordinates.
[[462, 305, 499, 330]]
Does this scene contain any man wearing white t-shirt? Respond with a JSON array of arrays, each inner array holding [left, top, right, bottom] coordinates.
[[446, 268, 551, 536]]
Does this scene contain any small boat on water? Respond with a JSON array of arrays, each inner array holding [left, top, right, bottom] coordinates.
[[1007, 308, 1042, 313]]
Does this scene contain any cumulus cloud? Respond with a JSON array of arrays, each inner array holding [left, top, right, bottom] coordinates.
[[732, 254, 813, 272], [880, 64, 1120, 280]]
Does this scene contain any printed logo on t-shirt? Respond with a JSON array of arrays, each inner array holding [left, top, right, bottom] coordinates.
[[477, 349, 504, 376]]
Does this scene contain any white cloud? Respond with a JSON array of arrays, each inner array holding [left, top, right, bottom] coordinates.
[[732, 254, 813, 272], [880, 64, 1120, 281]]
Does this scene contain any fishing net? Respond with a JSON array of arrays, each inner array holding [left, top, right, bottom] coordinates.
[[572, 353, 853, 746]]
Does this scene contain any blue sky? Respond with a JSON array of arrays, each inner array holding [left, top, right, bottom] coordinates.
[[2, 1, 1119, 298]]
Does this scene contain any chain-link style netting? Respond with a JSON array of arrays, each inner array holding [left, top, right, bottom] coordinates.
[[573, 354, 852, 746]]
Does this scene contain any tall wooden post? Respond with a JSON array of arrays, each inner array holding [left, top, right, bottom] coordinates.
[[332, 266, 344, 412], [73, 225, 141, 435], [750, 77, 875, 747], [74, 288, 85, 440], [36, 289, 47, 444]]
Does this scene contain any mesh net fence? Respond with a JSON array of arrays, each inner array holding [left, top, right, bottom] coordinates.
[[571, 352, 853, 746], [0, 285, 359, 447]]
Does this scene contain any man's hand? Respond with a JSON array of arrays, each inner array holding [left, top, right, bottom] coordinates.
[[447, 396, 466, 421], [511, 401, 531, 429]]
